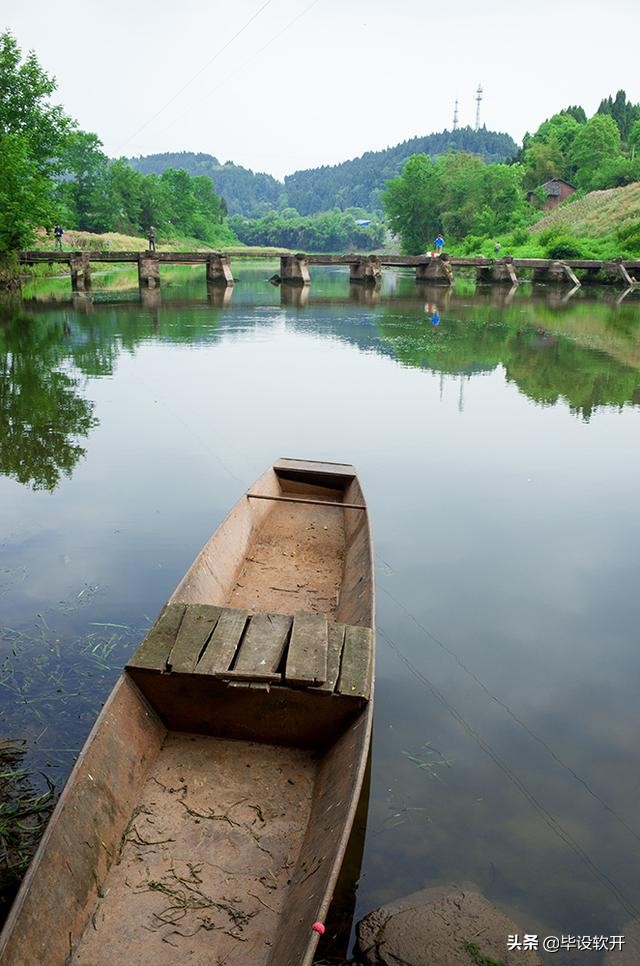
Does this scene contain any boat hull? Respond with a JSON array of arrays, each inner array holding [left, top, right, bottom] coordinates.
[[0, 459, 375, 965]]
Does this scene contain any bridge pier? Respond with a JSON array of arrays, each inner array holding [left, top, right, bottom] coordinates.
[[531, 260, 579, 286], [349, 256, 382, 286], [415, 254, 454, 286], [70, 253, 91, 292], [280, 253, 311, 286], [604, 260, 636, 286], [138, 253, 160, 288], [206, 253, 234, 286], [477, 257, 518, 285]]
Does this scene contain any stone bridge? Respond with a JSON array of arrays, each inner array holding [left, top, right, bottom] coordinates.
[[18, 250, 640, 293]]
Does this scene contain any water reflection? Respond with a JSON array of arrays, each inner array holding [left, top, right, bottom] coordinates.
[[0, 312, 97, 490], [206, 283, 233, 309], [3, 275, 640, 494], [280, 283, 310, 308], [2, 267, 640, 961]]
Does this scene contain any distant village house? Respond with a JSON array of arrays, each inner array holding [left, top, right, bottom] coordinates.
[[528, 178, 576, 210]]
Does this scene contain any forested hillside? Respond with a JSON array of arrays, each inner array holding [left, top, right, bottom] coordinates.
[[284, 127, 517, 214], [128, 152, 282, 217], [127, 128, 517, 217]]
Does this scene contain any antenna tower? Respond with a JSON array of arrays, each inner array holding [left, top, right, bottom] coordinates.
[[452, 98, 459, 131], [474, 83, 483, 131]]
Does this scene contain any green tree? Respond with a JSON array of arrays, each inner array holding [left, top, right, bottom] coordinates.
[[597, 90, 640, 141], [629, 120, 640, 162], [522, 113, 581, 188], [56, 130, 108, 230], [0, 32, 71, 251], [0, 135, 53, 251], [569, 114, 623, 190], [561, 105, 587, 124], [522, 140, 564, 191], [382, 155, 442, 254]]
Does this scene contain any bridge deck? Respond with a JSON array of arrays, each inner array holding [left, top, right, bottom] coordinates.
[[19, 250, 640, 271]]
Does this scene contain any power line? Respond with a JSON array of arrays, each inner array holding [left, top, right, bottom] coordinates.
[[152, 0, 322, 144], [117, 0, 276, 152]]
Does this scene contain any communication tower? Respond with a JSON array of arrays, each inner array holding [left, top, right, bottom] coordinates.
[[474, 84, 483, 131], [452, 98, 459, 131]]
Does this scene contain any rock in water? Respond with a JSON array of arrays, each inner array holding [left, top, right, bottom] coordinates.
[[356, 884, 543, 966]]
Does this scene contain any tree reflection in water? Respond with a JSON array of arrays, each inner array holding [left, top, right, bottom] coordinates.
[[0, 308, 97, 491]]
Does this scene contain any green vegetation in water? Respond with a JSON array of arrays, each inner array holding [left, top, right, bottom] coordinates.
[[402, 742, 453, 780], [464, 942, 508, 966], [0, 740, 56, 918]]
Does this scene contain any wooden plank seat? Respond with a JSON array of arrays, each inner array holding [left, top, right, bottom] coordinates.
[[127, 603, 373, 699]]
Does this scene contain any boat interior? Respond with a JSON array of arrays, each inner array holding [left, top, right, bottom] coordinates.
[[0, 460, 375, 966]]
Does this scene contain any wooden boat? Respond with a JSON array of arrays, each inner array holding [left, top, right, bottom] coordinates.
[[0, 458, 374, 966]]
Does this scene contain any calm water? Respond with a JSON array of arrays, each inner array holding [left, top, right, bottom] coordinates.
[[2, 263, 640, 962]]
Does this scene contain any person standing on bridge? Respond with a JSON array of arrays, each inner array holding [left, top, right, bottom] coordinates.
[[148, 226, 156, 252], [435, 232, 444, 255], [54, 225, 64, 250]]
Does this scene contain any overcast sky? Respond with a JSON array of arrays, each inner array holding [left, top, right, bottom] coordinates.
[[5, 0, 639, 180]]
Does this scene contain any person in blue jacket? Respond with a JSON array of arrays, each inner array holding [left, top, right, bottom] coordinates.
[[435, 233, 444, 254]]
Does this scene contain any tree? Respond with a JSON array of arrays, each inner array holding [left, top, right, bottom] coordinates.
[[597, 90, 640, 142], [56, 130, 108, 230], [629, 120, 640, 162], [382, 155, 442, 254], [561, 105, 587, 124], [522, 140, 565, 191], [0, 135, 53, 251], [0, 32, 71, 251], [569, 114, 623, 190], [522, 113, 581, 188]]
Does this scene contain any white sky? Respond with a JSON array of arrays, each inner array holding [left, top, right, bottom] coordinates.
[[4, 0, 639, 180]]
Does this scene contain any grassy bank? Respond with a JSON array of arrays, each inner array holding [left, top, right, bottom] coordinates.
[[533, 182, 640, 238], [450, 182, 640, 261], [29, 228, 235, 254]]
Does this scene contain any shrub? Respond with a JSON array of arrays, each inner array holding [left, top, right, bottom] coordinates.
[[463, 234, 484, 254], [544, 234, 585, 259], [509, 227, 530, 246], [537, 226, 563, 246], [616, 220, 640, 254]]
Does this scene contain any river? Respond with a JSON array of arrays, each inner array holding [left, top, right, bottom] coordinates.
[[1, 262, 640, 962]]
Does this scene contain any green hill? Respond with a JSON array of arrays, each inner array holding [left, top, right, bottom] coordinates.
[[532, 182, 640, 238], [127, 127, 517, 217], [283, 127, 517, 214], [127, 152, 282, 218]]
